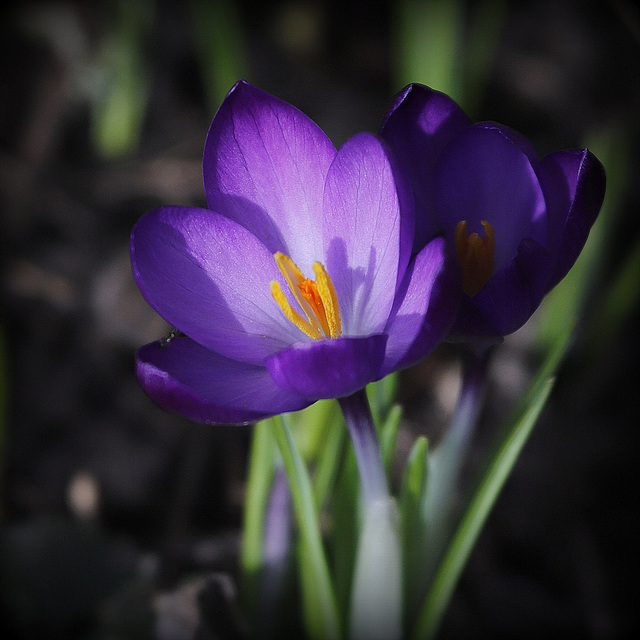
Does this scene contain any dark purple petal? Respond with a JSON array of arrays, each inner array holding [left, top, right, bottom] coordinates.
[[380, 83, 471, 248], [451, 237, 552, 338], [136, 338, 310, 425], [131, 206, 305, 364], [435, 124, 547, 272], [539, 149, 606, 289], [381, 237, 461, 375], [323, 132, 413, 335], [265, 335, 387, 400], [203, 80, 337, 274]]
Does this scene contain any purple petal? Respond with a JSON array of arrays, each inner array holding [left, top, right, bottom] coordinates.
[[539, 149, 606, 288], [380, 83, 471, 248], [381, 237, 461, 376], [265, 335, 387, 400], [131, 206, 305, 364], [435, 123, 547, 272], [203, 80, 337, 274], [323, 132, 414, 335], [136, 338, 310, 425], [452, 237, 552, 337]]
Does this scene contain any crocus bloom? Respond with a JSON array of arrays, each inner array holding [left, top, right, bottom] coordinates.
[[131, 81, 459, 425], [380, 83, 606, 340]]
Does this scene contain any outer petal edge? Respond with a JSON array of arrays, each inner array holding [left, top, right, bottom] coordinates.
[[265, 335, 388, 400], [137, 338, 310, 425]]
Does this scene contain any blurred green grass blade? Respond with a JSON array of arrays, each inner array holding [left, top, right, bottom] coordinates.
[[380, 404, 403, 479], [584, 233, 640, 354], [412, 375, 555, 640], [367, 372, 398, 428], [190, 0, 248, 113], [393, 0, 464, 103], [578, 120, 637, 351], [92, 0, 152, 158], [313, 415, 346, 509], [270, 415, 341, 640], [290, 399, 340, 461], [411, 327, 573, 640], [240, 419, 277, 616], [399, 435, 429, 623], [331, 446, 360, 630]]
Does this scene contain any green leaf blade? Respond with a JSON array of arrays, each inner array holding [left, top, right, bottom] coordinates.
[[411, 376, 555, 640], [270, 415, 341, 640]]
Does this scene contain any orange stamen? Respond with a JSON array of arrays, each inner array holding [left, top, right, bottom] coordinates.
[[271, 252, 342, 339], [455, 220, 495, 297]]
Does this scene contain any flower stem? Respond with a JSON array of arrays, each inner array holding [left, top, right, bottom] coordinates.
[[339, 388, 401, 640], [338, 388, 389, 505], [424, 346, 492, 578]]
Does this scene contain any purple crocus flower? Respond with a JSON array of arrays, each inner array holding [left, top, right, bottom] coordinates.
[[380, 83, 606, 340], [131, 81, 459, 425]]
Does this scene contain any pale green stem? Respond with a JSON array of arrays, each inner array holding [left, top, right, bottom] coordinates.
[[338, 388, 389, 505], [339, 389, 401, 640]]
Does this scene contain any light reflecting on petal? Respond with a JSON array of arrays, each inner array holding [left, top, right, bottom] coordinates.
[[203, 80, 336, 274], [131, 206, 304, 364]]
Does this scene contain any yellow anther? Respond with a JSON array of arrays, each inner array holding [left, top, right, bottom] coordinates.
[[455, 220, 495, 297], [271, 252, 342, 339], [313, 262, 341, 337], [270, 280, 322, 339]]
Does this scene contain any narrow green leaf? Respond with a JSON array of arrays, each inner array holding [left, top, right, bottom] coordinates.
[[331, 446, 360, 631], [290, 399, 340, 461], [367, 372, 398, 427], [585, 233, 640, 355], [380, 404, 403, 479], [393, 0, 464, 104], [411, 375, 556, 640], [313, 416, 346, 510], [91, 0, 152, 157], [270, 415, 341, 640], [399, 436, 429, 623], [239, 419, 277, 617]]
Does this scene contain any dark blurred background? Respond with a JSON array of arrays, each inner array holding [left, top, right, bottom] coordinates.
[[1, 1, 639, 638]]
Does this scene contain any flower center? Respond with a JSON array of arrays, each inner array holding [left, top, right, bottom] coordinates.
[[270, 251, 342, 339], [455, 220, 495, 297]]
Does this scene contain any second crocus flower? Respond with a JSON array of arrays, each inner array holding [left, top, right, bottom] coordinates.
[[380, 83, 606, 341]]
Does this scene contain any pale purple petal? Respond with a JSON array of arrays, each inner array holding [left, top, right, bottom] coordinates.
[[136, 338, 310, 425], [203, 80, 337, 274], [381, 237, 461, 375], [265, 335, 387, 400], [131, 206, 305, 364], [435, 124, 547, 272], [380, 83, 471, 248], [323, 132, 414, 336], [539, 149, 606, 288]]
